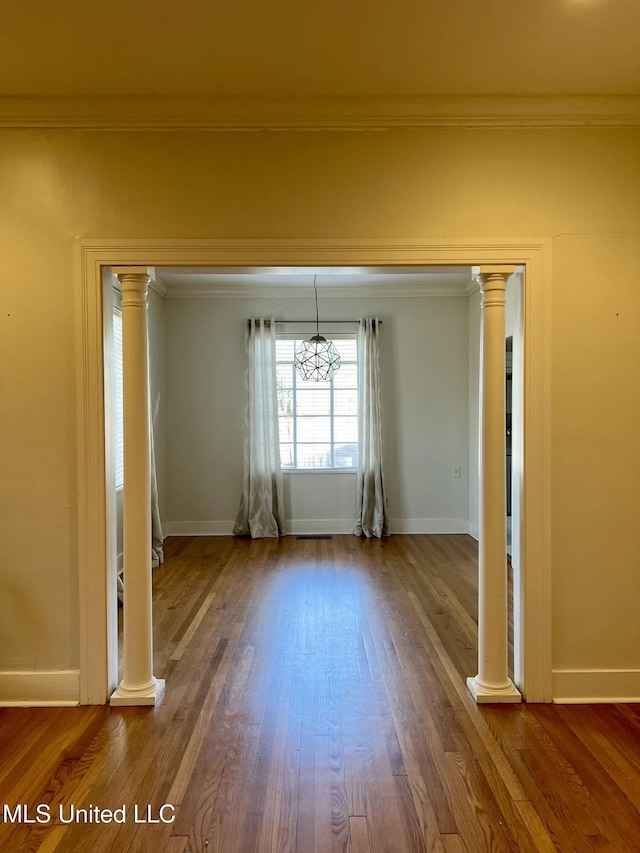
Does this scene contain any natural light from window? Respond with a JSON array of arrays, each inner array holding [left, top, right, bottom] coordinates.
[[113, 308, 124, 491], [276, 337, 358, 470]]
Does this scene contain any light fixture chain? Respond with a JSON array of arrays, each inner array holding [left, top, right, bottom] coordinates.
[[293, 272, 341, 382], [314, 274, 319, 337]]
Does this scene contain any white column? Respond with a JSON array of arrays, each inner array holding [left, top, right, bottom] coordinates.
[[110, 268, 164, 706], [467, 267, 522, 704]]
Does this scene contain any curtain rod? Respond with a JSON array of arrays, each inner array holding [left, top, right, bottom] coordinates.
[[246, 319, 381, 325]]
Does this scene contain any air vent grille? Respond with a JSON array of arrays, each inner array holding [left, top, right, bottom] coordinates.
[[295, 534, 333, 540]]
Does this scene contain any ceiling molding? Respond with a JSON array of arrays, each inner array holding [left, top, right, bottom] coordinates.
[[148, 278, 168, 298], [159, 281, 471, 299], [2, 95, 640, 130]]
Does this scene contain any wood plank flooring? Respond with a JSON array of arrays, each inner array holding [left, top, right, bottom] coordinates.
[[2, 534, 640, 851]]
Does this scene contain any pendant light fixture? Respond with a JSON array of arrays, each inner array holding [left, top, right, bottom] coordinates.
[[294, 275, 341, 381]]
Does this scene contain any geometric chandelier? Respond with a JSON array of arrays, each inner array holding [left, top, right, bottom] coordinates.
[[294, 275, 341, 381]]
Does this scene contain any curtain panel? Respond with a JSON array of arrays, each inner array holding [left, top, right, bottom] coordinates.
[[150, 399, 164, 567], [355, 318, 389, 538], [234, 319, 285, 538]]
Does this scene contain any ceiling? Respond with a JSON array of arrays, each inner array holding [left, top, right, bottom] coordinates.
[[1, 0, 639, 100]]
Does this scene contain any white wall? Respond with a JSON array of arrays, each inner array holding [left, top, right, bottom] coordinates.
[[163, 293, 470, 534], [110, 284, 124, 574], [468, 289, 481, 540], [148, 286, 167, 530], [505, 273, 523, 572]]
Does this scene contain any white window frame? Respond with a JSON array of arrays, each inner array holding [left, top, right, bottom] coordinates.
[[276, 333, 358, 473], [112, 306, 124, 492]]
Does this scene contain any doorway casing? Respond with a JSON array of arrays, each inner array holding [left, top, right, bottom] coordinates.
[[75, 238, 552, 704]]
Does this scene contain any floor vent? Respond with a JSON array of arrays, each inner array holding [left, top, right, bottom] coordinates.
[[295, 534, 333, 540]]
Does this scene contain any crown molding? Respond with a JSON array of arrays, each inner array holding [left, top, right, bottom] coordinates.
[[148, 278, 168, 298], [158, 281, 470, 299], [1, 94, 640, 130]]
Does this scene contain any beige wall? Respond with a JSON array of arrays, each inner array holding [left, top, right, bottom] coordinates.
[[1, 127, 639, 689]]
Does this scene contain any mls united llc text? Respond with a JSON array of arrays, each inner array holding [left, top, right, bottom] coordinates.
[[2, 803, 176, 825]]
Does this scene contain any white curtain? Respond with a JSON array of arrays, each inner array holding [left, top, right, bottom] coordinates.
[[234, 319, 285, 538], [150, 400, 164, 568], [354, 318, 389, 538]]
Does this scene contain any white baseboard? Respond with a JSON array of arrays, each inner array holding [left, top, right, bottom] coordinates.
[[389, 518, 469, 534], [165, 520, 235, 536], [552, 668, 640, 703], [0, 670, 80, 706], [166, 518, 471, 536], [468, 520, 480, 541], [287, 518, 356, 535], [166, 519, 356, 536]]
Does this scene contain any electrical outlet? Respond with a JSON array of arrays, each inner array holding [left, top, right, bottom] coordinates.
[[452, 465, 462, 478]]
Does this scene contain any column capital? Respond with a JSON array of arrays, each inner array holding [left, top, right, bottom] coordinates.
[[112, 266, 156, 280], [477, 265, 516, 278], [478, 267, 515, 308], [114, 268, 155, 309]]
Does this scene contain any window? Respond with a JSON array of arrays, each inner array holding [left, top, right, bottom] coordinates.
[[276, 337, 358, 470], [113, 308, 124, 490]]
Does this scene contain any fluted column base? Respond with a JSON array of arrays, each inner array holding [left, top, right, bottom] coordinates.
[[466, 675, 522, 704], [110, 677, 165, 707]]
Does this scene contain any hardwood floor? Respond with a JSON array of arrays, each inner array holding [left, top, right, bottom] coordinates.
[[2, 534, 640, 851]]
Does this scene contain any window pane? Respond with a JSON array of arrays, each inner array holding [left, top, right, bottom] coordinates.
[[334, 443, 358, 468], [297, 375, 328, 389], [276, 334, 358, 471], [333, 364, 357, 388], [335, 339, 357, 360], [334, 389, 357, 416], [279, 416, 294, 442], [277, 340, 295, 360], [297, 389, 330, 416], [297, 444, 332, 469], [277, 364, 293, 389], [278, 389, 293, 418], [334, 416, 358, 442], [297, 416, 331, 442], [113, 310, 124, 490], [280, 444, 294, 468]]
